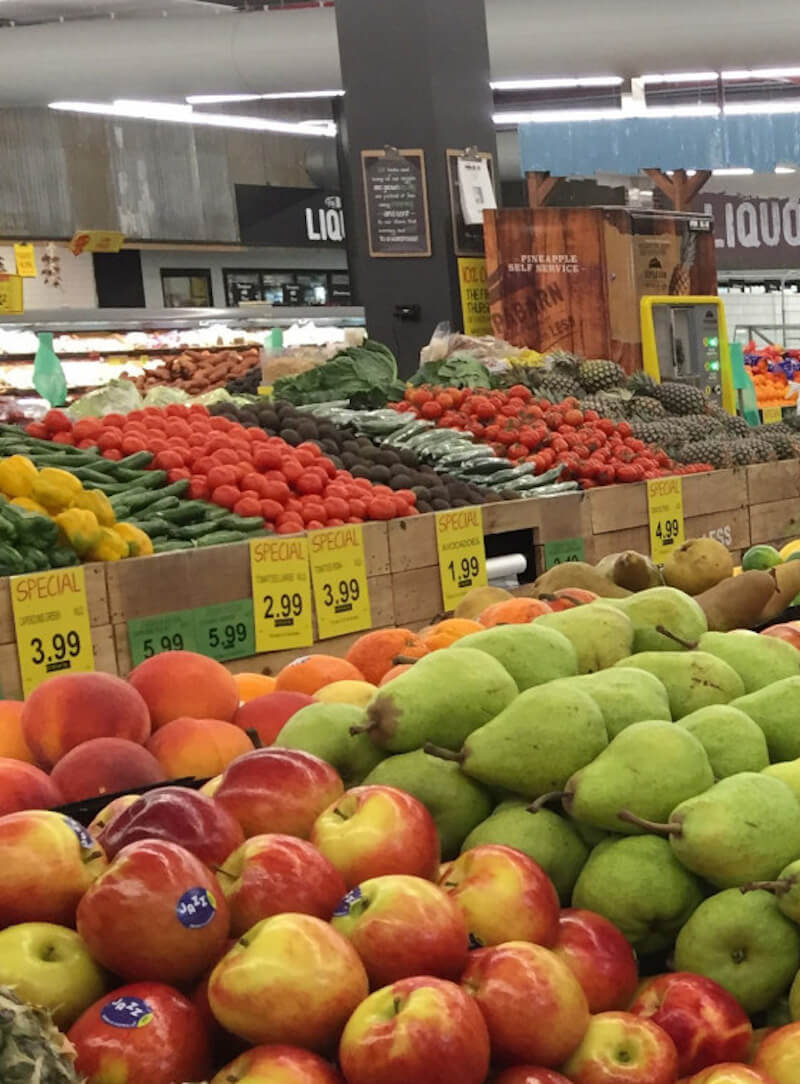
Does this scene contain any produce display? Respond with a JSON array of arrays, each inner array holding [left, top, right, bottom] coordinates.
[[745, 341, 800, 409], [122, 346, 260, 397]]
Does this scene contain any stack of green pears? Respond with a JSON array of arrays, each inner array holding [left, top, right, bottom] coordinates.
[[276, 584, 800, 1018]]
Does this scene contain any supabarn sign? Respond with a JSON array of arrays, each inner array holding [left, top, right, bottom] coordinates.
[[236, 185, 346, 248], [699, 192, 800, 271]]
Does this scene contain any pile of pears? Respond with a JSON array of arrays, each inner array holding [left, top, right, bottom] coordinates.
[[276, 585, 800, 1018]]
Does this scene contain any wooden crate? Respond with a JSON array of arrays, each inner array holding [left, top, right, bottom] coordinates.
[[746, 462, 800, 549]]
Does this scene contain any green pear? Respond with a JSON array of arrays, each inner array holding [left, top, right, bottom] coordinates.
[[624, 772, 800, 889], [698, 630, 800, 693], [548, 668, 671, 736], [462, 800, 589, 903], [674, 888, 800, 1014], [451, 623, 578, 690], [363, 647, 518, 753], [763, 759, 800, 802], [741, 857, 800, 925], [572, 835, 704, 955], [616, 651, 745, 718], [608, 585, 708, 652], [677, 705, 770, 779], [733, 677, 800, 761], [564, 721, 713, 834], [767, 996, 793, 1028], [362, 749, 492, 860], [535, 603, 635, 673], [432, 684, 607, 799], [273, 703, 385, 786], [791, 971, 800, 1022]]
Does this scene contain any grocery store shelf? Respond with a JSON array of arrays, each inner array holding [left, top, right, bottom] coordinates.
[[0, 306, 366, 333]]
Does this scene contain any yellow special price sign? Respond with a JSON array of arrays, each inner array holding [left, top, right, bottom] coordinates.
[[0, 274, 23, 315], [647, 476, 685, 563], [457, 257, 491, 336], [70, 230, 125, 256], [309, 524, 372, 640], [436, 506, 488, 610], [763, 406, 783, 424], [250, 535, 313, 653], [10, 567, 95, 697], [14, 243, 37, 278]]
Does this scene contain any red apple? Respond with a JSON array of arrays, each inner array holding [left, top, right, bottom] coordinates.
[[208, 912, 368, 1050], [461, 941, 589, 1067], [562, 1011, 679, 1084], [339, 975, 490, 1084], [554, 908, 639, 1013], [310, 785, 440, 888], [331, 874, 468, 987], [630, 972, 752, 1076], [0, 811, 106, 928], [215, 748, 343, 839], [0, 758, 63, 815], [211, 1045, 344, 1083], [233, 690, 316, 745], [440, 844, 559, 948], [99, 785, 244, 869], [753, 1022, 800, 1084], [68, 981, 211, 1084], [217, 833, 347, 936], [689, 1066, 780, 1083], [761, 624, 800, 650], [493, 1071, 572, 1084], [88, 794, 139, 839], [76, 839, 230, 984]]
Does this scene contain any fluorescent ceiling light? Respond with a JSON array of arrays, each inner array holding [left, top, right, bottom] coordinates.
[[641, 71, 719, 84], [711, 167, 755, 176], [776, 166, 797, 173], [491, 76, 622, 91], [723, 67, 800, 80], [49, 99, 336, 136], [495, 102, 718, 124], [725, 100, 800, 115], [186, 90, 344, 104]]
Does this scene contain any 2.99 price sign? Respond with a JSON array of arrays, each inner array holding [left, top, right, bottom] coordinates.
[[647, 476, 685, 563], [436, 508, 488, 610], [309, 525, 371, 640], [11, 568, 96, 696], [250, 536, 313, 652]]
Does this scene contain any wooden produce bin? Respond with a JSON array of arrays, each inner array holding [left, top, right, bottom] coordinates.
[[746, 461, 800, 553]]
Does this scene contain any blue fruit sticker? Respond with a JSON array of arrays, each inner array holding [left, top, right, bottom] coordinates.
[[176, 887, 217, 929], [332, 886, 362, 918], [61, 815, 94, 851], [100, 996, 154, 1029]]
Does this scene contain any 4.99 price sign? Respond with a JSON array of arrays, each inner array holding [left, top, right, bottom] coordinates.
[[309, 525, 372, 640], [250, 536, 313, 652], [11, 568, 95, 696], [647, 476, 685, 564], [436, 508, 488, 610]]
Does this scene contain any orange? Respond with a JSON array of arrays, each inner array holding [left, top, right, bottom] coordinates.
[[479, 598, 552, 627], [274, 654, 365, 695], [233, 672, 277, 703], [0, 700, 35, 764], [421, 617, 483, 651], [345, 627, 429, 684]]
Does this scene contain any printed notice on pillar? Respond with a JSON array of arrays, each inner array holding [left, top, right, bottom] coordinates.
[[361, 149, 432, 257]]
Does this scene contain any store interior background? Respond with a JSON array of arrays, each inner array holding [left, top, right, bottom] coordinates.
[[2, 0, 800, 344]]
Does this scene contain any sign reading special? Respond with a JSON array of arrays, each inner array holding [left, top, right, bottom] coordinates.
[[308, 525, 371, 640], [647, 476, 686, 563], [250, 535, 313, 653], [11, 567, 95, 696], [436, 507, 488, 610]]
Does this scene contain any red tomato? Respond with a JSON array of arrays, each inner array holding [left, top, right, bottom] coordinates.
[[234, 496, 262, 518], [188, 476, 210, 500], [301, 504, 326, 525], [262, 480, 290, 504], [120, 436, 145, 456], [153, 449, 184, 471], [73, 418, 102, 441], [276, 520, 304, 534], [206, 464, 237, 490], [167, 467, 191, 482], [282, 460, 303, 485], [211, 484, 240, 508], [211, 448, 238, 466], [323, 497, 349, 520], [25, 422, 48, 439], [97, 429, 123, 451], [102, 447, 121, 459], [367, 496, 396, 521], [246, 428, 268, 443], [241, 473, 268, 497], [421, 401, 443, 420], [296, 472, 325, 496], [260, 499, 284, 522]]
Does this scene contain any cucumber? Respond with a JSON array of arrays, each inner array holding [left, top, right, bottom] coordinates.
[[174, 521, 226, 541], [194, 530, 253, 547], [158, 502, 212, 525], [126, 517, 171, 538], [146, 496, 181, 514], [153, 539, 196, 553], [216, 514, 266, 533], [114, 452, 154, 472]]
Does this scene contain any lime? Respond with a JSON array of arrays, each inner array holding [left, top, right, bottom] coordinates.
[[742, 544, 783, 571]]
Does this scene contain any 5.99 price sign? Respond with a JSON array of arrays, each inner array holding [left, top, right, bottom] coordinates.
[[309, 525, 372, 640], [647, 476, 685, 563], [250, 536, 313, 652], [11, 567, 95, 696], [436, 507, 488, 610]]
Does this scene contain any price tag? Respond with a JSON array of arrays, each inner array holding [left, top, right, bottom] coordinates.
[[308, 525, 372, 640], [436, 507, 488, 610], [647, 476, 685, 563], [127, 610, 198, 669], [14, 243, 36, 278], [11, 568, 95, 697], [250, 535, 314, 652], [763, 406, 783, 424], [194, 599, 255, 662], [0, 274, 23, 315], [70, 230, 125, 256], [543, 537, 586, 570]]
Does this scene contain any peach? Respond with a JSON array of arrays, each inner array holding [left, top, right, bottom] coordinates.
[[0, 758, 63, 815], [147, 718, 254, 780], [22, 673, 151, 769], [129, 651, 239, 730], [51, 738, 166, 802], [0, 700, 35, 763], [233, 691, 316, 746]]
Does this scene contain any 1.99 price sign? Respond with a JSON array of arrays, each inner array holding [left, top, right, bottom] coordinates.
[[309, 525, 371, 640], [250, 536, 313, 652], [647, 476, 685, 563], [11, 568, 96, 696], [436, 508, 488, 610]]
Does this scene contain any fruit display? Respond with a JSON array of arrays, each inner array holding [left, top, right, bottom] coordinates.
[[123, 345, 261, 396], [744, 342, 800, 410]]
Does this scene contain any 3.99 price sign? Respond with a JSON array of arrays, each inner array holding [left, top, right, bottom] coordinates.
[[11, 567, 95, 696], [250, 536, 313, 652], [436, 507, 488, 610], [647, 476, 685, 563], [309, 525, 372, 640]]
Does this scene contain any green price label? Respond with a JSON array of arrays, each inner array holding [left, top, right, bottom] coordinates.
[[543, 538, 585, 570], [127, 610, 198, 668], [193, 599, 255, 663]]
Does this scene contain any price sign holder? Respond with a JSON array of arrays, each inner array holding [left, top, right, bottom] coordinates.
[[250, 535, 313, 653], [193, 599, 255, 663], [763, 406, 783, 424], [127, 609, 198, 668], [11, 567, 95, 696], [543, 537, 585, 570], [435, 507, 488, 610], [14, 243, 37, 278], [0, 274, 23, 315], [647, 476, 685, 563], [308, 525, 372, 640]]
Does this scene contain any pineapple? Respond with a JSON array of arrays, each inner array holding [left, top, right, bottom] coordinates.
[[578, 359, 626, 393], [0, 986, 80, 1083], [669, 230, 697, 296]]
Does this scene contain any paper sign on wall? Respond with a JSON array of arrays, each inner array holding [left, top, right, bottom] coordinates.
[[457, 258, 492, 336], [70, 231, 125, 256], [0, 275, 23, 315], [14, 244, 37, 278], [457, 157, 497, 226]]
